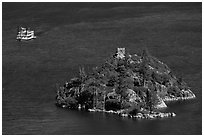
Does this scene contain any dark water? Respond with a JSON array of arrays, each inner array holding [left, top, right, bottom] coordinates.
[[2, 2, 202, 134]]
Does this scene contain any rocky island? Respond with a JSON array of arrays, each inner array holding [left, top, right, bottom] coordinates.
[[56, 48, 196, 119]]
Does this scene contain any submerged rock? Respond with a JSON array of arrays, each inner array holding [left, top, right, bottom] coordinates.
[[56, 48, 196, 119]]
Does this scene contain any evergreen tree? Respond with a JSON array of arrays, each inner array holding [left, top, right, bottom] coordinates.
[[146, 89, 159, 111], [79, 67, 87, 83]]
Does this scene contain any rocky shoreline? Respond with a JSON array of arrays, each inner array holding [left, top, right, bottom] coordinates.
[[163, 90, 196, 102], [88, 108, 176, 119]]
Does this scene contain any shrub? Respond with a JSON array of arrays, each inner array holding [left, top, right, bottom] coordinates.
[[128, 108, 139, 115], [105, 99, 121, 111], [121, 100, 131, 109], [65, 97, 78, 109]]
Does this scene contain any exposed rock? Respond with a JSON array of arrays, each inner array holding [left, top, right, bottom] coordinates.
[[155, 96, 167, 109]]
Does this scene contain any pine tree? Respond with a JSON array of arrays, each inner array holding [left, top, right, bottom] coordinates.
[[79, 67, 87, 83]]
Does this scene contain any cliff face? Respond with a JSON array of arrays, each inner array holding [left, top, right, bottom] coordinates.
[[56, 48, 196, 116]]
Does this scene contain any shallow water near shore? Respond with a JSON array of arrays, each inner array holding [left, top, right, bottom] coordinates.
[[2, 3, 201, 134]]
